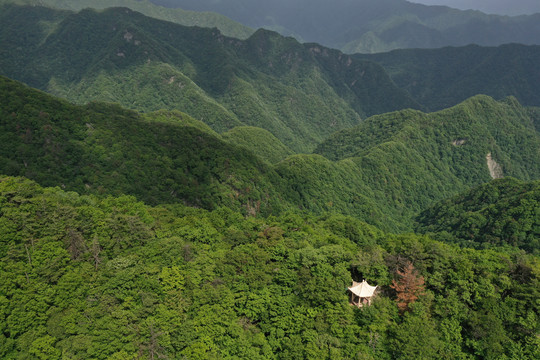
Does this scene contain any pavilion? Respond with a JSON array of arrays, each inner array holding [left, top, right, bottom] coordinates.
[[348, 279, 377, 307]]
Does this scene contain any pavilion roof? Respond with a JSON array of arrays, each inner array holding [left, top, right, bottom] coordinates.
[[348, 279, 377, 298]]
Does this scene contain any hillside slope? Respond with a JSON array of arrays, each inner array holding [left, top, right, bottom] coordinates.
[[0, 76, 400, 228], [0, 75, 291, 215], [0, 4, 418, 152], [2, 76, 539, 230], [311, 95, 540, 228], [416, 178, 540, 254]]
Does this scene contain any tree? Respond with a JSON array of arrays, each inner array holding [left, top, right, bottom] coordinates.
[[29, 335, 61, 360], [391, 261, 425, 313]]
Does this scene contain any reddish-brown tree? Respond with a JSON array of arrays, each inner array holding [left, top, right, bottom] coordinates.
[[391, 261, 425, 313]]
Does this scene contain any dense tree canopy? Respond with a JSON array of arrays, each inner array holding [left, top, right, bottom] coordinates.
[[0, 4, 538, 353], [0, 176, 538, 359], [416, 178, 540, 254]]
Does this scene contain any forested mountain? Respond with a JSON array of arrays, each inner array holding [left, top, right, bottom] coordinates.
[[416, 178, 540, 254], [0, 76, 399, 231], [0, 75, 296, 216], [1, 175, 539, 359], [312, 95, 540, 228], [1, 0, 539, 358], [0, 4, 418, 153], [2, 75, 539, 232], [356, 44, 540, 111], [3, 3, 540, 152], [149, 0, 540, 53], [0, 0, 254, 40]]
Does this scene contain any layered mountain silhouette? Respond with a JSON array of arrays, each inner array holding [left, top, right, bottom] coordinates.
[[0, 0, 254, 40], [3, 3, 540, 155], [356, 44, 540, 111], [149, 0, 540, 53]]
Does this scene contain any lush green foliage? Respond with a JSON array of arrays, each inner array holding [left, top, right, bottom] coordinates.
[[149, 0, 540, 53], [2, 76, 539, 232], [0, 75, 290, 215], [311, 96, 540, 228], [416, 178, 540, 254], [0, 4, 418, 152], [357, 44, 540, 111], [221, 127, 294, 164], [0, 176, 538, 359], [1, 2, 539, 359], [0, 75, 391, 230], [0, 0, 254, 40]]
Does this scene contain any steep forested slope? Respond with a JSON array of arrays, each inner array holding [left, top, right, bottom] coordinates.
[[311, 96, 540, 228], [149, 0, 540, 53], [0, 76, 401, 229], [0, 75, 291, 215], [0, 0, 254, 40], [0, 4, 418, 152], [2, 76, 540, 231], [356, 44, 540, 111], [416, 178, 540, 254], [221, 127, 294, 164], [0, 176, 538, 359]]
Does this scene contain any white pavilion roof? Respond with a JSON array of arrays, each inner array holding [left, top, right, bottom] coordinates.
[[348, 280, 377, 298]]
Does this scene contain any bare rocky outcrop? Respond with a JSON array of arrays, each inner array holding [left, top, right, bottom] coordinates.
[[486, 152, 503, 179]]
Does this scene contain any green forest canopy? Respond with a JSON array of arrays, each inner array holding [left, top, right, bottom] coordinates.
[[416, 177, 540, 254], [0, 175, 538, 359], [0, 2, 538, 353]]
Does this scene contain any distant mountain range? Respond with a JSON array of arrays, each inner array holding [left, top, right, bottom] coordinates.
[[4, 0, 540, 53], [410, 0, 540, 16], [0, 0, 254, 40], [356, 44, 540, 111], [2, 3, 539, 139], [149, 0, 540, 53]]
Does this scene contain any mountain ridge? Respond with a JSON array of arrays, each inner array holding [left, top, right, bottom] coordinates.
[[0, 0, 255, 40], [148, 0, 540, 53], [0, 4, 419, 152], [355, 43, 540, 111], [2, 75, 538, 231]]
